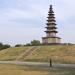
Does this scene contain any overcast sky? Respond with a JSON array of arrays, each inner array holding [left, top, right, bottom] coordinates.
[[0, 0, 75, 45]]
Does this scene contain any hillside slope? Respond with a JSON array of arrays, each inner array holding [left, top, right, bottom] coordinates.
[[0, 46, 32, 60], [0, 45, 75, 63]]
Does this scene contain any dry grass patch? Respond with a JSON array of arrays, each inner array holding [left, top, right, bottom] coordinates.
[[22, 45, 75, 63], [0, 45, 75, 63], [0, 64, 48, 75], [0, 46, 32, 61], [0, 64, 75, 75]]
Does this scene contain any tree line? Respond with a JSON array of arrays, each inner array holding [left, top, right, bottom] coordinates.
[[0, 43, 10, 50], [0, 40, 41, 50], [15, 40, 41, 47], [0, 40, 74, 50]]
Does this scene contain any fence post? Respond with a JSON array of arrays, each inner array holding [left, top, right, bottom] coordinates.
[[50, 58, 52, 67]]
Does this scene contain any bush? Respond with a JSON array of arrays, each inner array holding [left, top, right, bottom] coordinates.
[[25, 43, 31, 46], [0, 43, 10, 50], [15, 44, 22, 47], [3, 44, 10, 49], [31, 40, 41, 46]]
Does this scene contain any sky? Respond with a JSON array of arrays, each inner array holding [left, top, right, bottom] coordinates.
[[0, 0, 75, 45]]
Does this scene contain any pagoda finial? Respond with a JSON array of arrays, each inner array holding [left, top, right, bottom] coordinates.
[[50, 5, 52, 8], [50, 5, 52, 11]]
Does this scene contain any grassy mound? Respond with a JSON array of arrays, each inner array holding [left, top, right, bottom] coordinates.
[[0, 45, 75, 63], [21, 45, 75, 64]]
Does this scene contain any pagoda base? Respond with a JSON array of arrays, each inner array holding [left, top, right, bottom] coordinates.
[[42, 37, 61, 45]]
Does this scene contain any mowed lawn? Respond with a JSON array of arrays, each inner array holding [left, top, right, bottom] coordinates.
[[0, 64, 75, 75], [0, 45, 75, 63]]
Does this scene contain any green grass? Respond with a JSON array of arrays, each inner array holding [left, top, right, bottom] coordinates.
[[0, 64, 75, 75], [0, 45, 75, 64], [48, 67, 75, 75]]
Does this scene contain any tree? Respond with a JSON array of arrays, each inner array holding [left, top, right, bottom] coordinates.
[[31, 40, 41, 46], [3, 44, 10, 49], [0, 43, 10, 50], [15, 44, 22, 47], [25, 43, 31, 46], [0, 43, 3, 50]]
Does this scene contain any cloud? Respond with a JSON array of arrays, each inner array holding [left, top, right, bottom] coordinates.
[[0, 0, 75, 45]]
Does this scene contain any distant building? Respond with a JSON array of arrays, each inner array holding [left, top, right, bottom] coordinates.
[[42, 5, 61, 45]]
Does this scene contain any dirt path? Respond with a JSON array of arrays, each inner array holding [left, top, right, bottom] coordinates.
[[16, 46, 39, 61], [0, 61, 75, 68]]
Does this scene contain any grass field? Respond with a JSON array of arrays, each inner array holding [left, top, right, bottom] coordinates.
[[22, 45, 75, 64], [0, 46, 32, 61], [0, 45, 75, 63], [0, 64, 75, 75]]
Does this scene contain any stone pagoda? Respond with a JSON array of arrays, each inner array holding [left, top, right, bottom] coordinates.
[[42, 5, 61, 45]]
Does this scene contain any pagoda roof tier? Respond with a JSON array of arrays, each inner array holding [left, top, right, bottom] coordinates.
[[47, 19, 56, 22], [47, 17, 55, 20], [46, 23, 56, 25], [47, 16, 55, 18], [47, 24, 56, 26], [48, 15, 55, 18], [48, 13, 54, 16], [45, 27, 57, 29], [42, 36, 61, 39], [48, 10, 54, 13], [45, 30, 58, 33]]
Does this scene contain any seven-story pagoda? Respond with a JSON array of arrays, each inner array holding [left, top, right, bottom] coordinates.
[[42, 5, 61, 45]]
